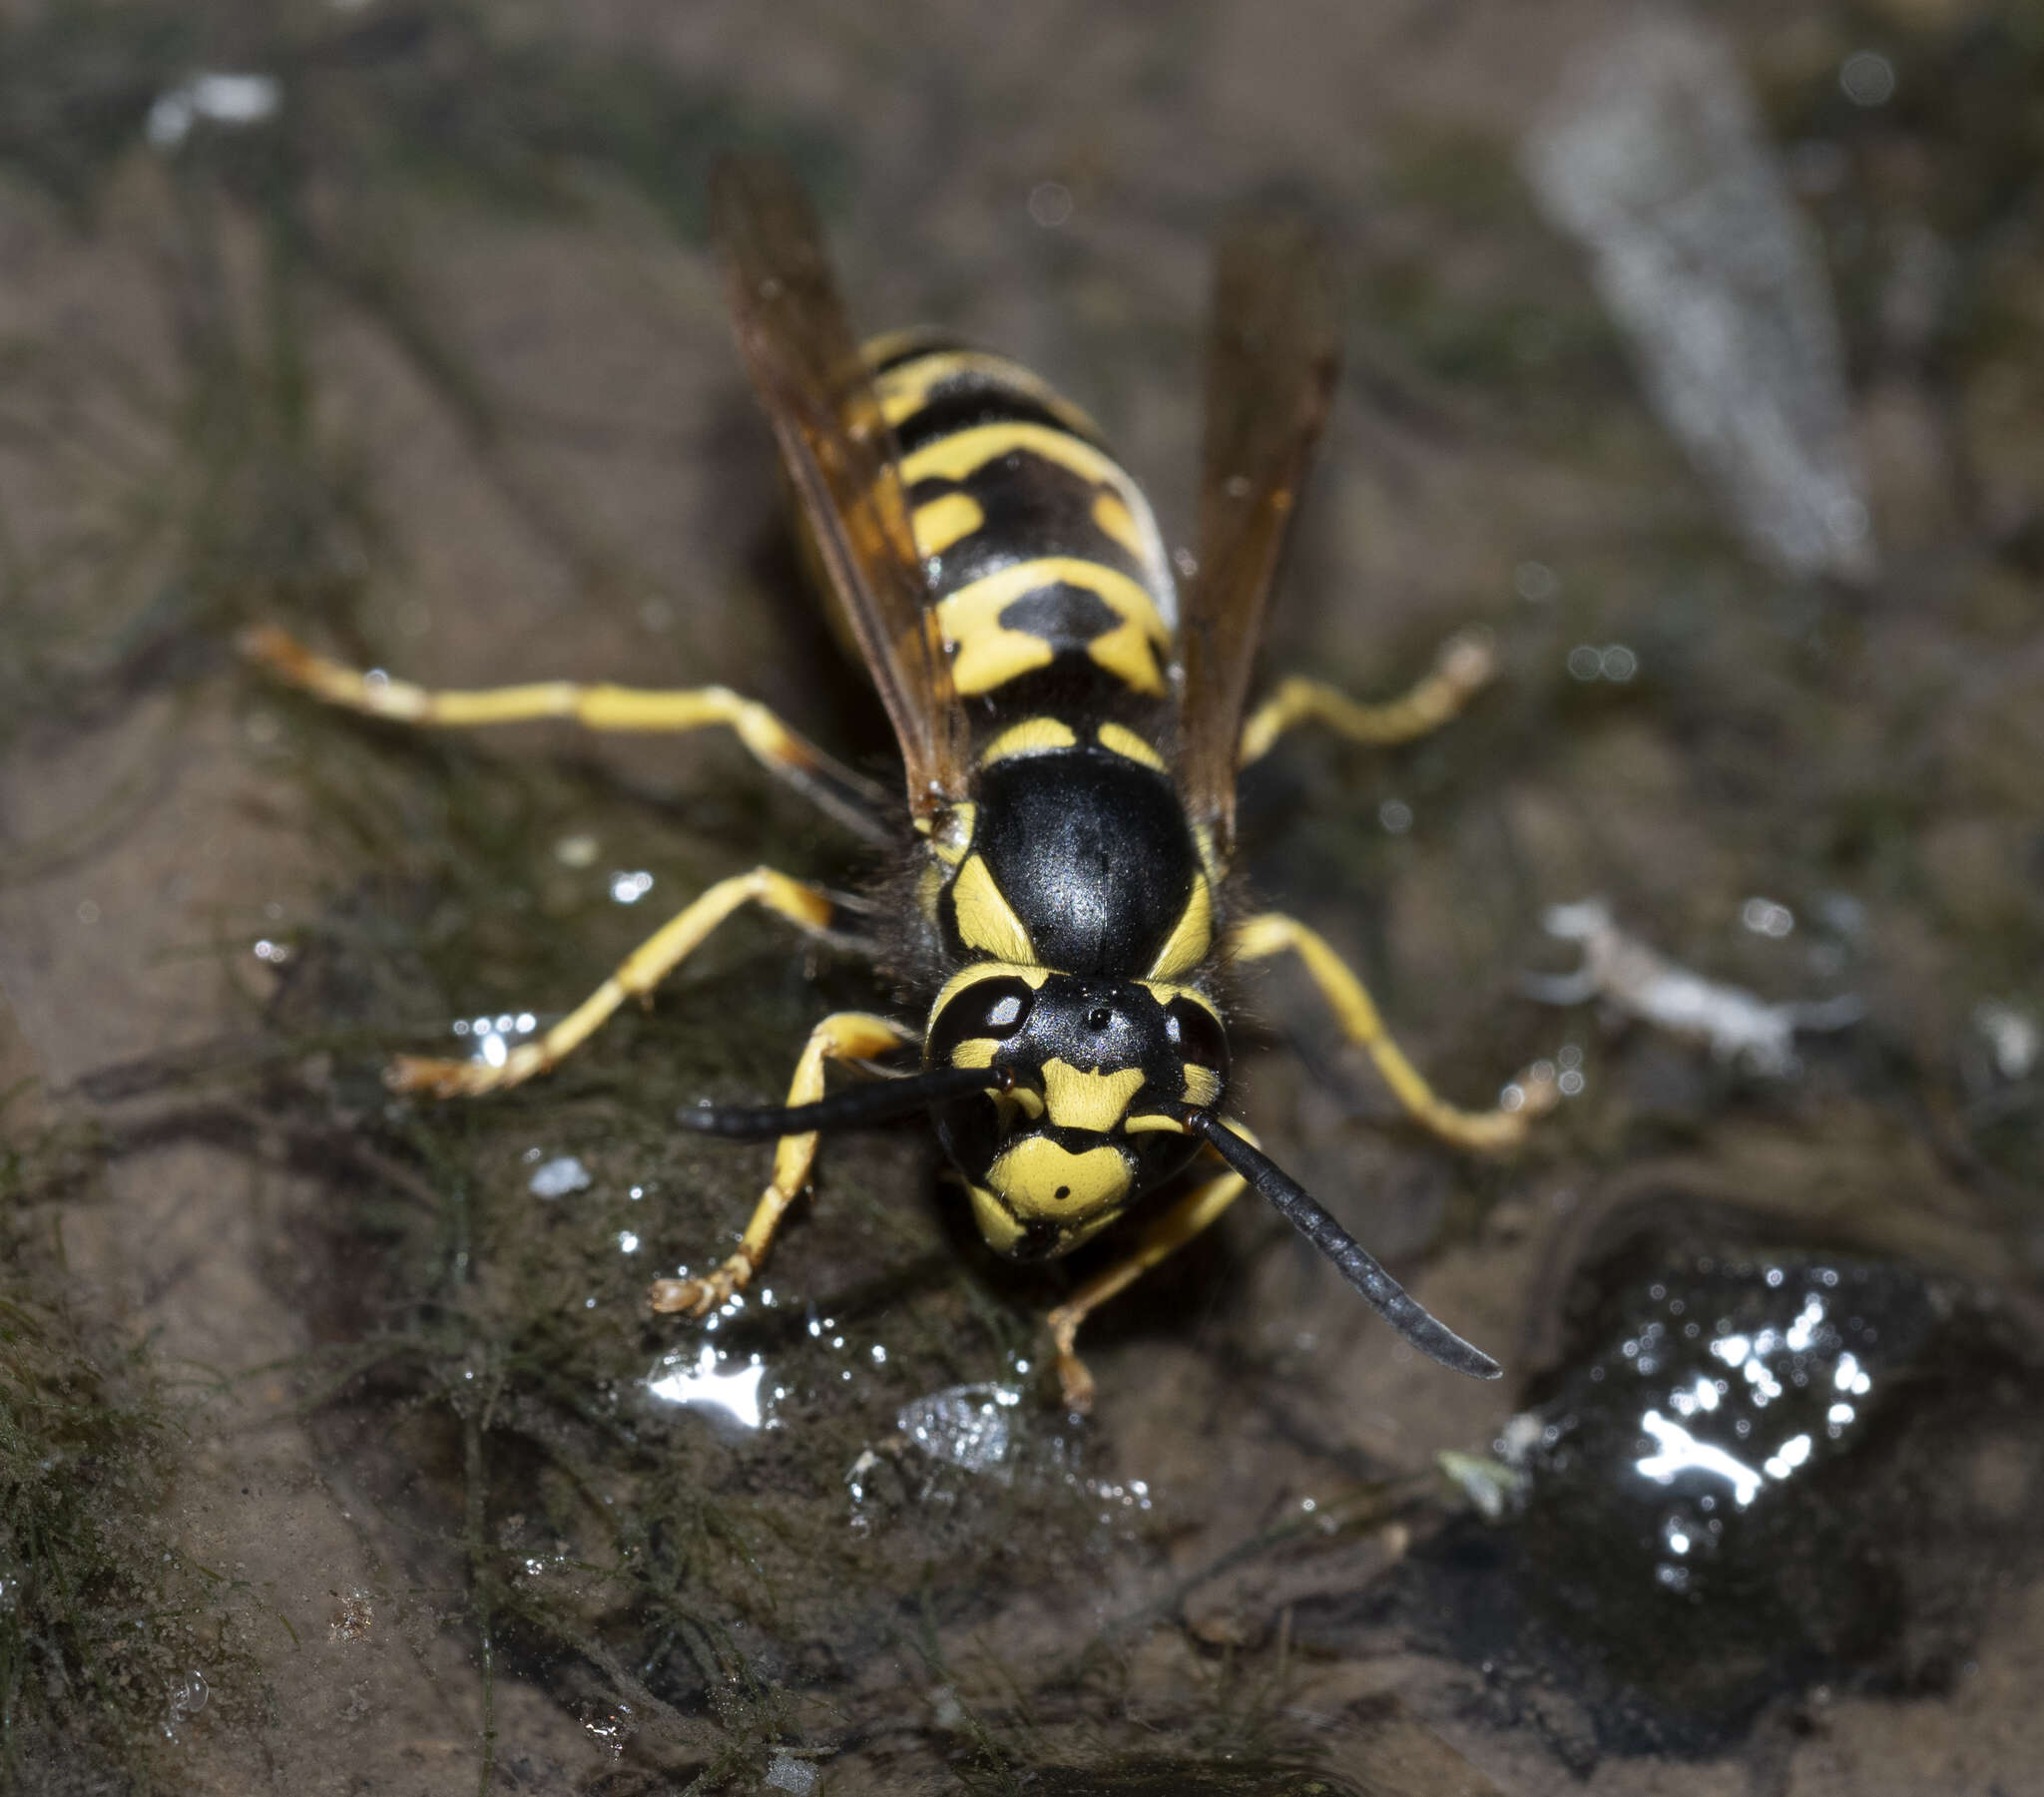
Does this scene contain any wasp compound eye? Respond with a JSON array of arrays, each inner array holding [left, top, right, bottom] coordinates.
[[927, 976, 1037, 1069], [1167, 997, 1229, 1077]]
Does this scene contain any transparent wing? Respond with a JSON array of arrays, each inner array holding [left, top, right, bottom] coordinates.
[[710, 153, 968, 820], [1176, 212, 1341, 855]]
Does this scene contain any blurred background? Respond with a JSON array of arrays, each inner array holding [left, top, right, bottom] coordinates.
[[1, 2, 2041, 1792]]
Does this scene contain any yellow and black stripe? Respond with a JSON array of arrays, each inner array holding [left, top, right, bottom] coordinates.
[[866, 333, 1179, 717], [866, 333, 1215, 982]]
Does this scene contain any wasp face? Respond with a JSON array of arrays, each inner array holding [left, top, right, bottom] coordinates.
[[924, 964, 1229, 1260]]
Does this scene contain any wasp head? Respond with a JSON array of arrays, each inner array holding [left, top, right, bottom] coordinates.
[[923, 964, 1229, 1259]]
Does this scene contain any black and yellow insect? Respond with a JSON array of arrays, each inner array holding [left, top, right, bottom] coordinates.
[[247, 154, 1552, 1410]]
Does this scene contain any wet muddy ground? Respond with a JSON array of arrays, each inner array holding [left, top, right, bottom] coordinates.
[[3, 3, 2041, 1793]]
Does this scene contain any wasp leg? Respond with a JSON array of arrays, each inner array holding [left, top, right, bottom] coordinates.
[[649, 1012, 914, 1317], [390, 867, 836, 1098], [1237, 627, 1496, 767], [240, 625, 893, 842], [1047, 1138, 1249, 1414], [1231, 912, 1557, 1152]]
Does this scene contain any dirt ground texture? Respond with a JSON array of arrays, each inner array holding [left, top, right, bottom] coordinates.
[[2, 1, 2042, 1793]]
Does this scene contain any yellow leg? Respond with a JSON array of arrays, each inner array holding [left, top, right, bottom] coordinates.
[[1231, 911, 1556, 1152], [648, 1012, 913, 1316], [1047, 1141, 1248, 1413], [391, 866, 835, 1097], [1237, 627, 1496, 767], [241, 626, 890, 837]]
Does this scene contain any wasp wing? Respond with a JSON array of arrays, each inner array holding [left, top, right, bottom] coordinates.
[[710, 153, 968, 821], [1176, 212, 1341, 856]]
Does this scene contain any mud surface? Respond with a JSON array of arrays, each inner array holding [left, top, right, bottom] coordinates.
[[3, 3, 2041, 1793]]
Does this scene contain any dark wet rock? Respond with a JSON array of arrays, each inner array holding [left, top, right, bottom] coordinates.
[[1299, 1226, 2044, 1763]]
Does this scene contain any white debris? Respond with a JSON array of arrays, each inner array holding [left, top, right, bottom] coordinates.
[[763, 1751, 819, 1794], [1495, 1410, 1548, 1467], [1438, 1450, 1527, 1522], [1522, 14, 1876, 582], [846, 1447, 881, 1506], [146, 73, 280, 150], [1529, 898, 1859, 1075], [527, 1154, 592, 1199], [896, 1383, 1022, 1481], [1973, 1002, 2039, 1082]]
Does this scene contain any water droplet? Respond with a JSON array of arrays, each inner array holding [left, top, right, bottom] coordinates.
[[529, 1155, 592, 1199], [1839, 50, 1895, 107]]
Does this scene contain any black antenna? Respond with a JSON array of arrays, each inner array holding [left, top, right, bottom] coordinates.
[[677, 1065, 1005, 1139], [1183, 1111, 1502, 1380]]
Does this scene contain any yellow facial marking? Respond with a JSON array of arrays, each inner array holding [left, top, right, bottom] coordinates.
[[1146, 873, 1214, 980], [1040, 1060, 1146, 1132], [979, 716, 1077, 764], [1124, 1114, 1189, 1134], [949, 856, 1035, 963], [930, 960, 1048, 1026], [1142, 982, 1220, 1027], [911, 491, 985, 557], [985, 1136, 1132, 1217], [948, 1037, 999, 1070], [934, 556, 1171, 698], [1182, 1064, 1224, 1109], [1095, 721, 1166, 769], [1004, 1086, 1045, 1122], [967, 1184, 1027, 1255], [1090, 490, 1145, 559], [1054, 1207, 1125, 1253]]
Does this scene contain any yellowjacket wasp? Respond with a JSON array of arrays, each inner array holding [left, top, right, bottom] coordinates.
[[247, 154, 1554, 1410]]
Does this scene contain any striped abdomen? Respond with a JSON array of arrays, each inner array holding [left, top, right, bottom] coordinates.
[[865, 332, 1179, 738], [868, 334, 1216, 986]]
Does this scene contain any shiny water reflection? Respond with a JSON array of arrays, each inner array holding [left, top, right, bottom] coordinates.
[[645, 1342, 768, 1429], [1504, 1256, 1935, 1610]]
